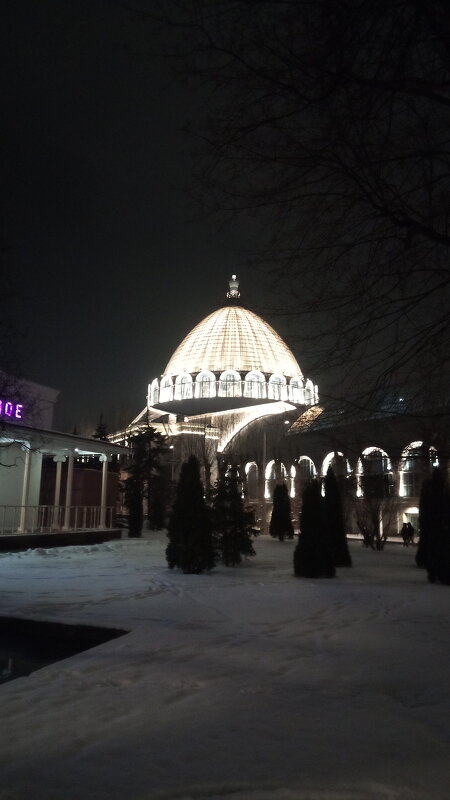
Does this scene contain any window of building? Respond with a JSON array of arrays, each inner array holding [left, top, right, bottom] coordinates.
[[245, 461, 259, 499], [195, 371, 216, 398], [264, 460, 287, 499], [304, 379, 314, 405], [399, 442, 439, 498], [174, 373, 193, 400], [268, 374, 286, 401], [298, 456, 317, 480], [219, 370, 242, 397], [289, 377, 304, 404], [357, 447, 394, 497], [159, 376, 173, 403], [244, 371, 266, 399], [149, 378, 159, 406]]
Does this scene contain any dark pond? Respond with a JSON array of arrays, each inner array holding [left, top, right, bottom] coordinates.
[[0, 617, 127, 684]]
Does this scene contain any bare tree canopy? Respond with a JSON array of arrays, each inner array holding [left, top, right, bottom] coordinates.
[[163, 0, 450, 412]]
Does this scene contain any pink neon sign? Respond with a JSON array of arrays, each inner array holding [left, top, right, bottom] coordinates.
[[0, 399, 24, 419]]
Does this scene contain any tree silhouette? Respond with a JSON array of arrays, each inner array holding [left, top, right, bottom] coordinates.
[[212, 464, 256, 566], [166, 455, 217, 573], [417, 467, 450, 584], [163, 1, 450, 409], [123, 425, 168, 537], [269, 483, 294, 541], [324, 467, 352, 567], [294, 480, 335, 579], [92, 414, 109, 441]]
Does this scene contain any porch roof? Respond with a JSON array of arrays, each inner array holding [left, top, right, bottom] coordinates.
[[0, 421, 129, 458]]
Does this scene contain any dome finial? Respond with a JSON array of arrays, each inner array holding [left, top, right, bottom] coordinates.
[[227, 274, 240, 300]]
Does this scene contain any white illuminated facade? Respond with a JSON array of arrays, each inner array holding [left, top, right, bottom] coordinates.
[[148, 277, 318, 416], [112, 275, 319, 497]]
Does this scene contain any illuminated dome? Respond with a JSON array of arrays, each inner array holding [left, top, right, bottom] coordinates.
[[149, 276, 317, 414], [164, 306, 302, 377]]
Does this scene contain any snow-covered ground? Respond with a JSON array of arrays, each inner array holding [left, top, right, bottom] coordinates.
[[0, 533, 449, 800]]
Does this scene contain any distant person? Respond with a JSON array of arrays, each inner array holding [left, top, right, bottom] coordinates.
[[401, 522, 414, 546]]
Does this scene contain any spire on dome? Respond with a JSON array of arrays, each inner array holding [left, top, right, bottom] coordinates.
[[227, 274, 240, 300]]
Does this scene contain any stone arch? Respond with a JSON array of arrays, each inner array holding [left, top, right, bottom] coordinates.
[[264, 459, 287, 499], [321, 451, 350, 477], [245, 461, 259, 500], [356, 446, 393, 498], [399, 441, 439, 498], [298, 455, 317, 481]]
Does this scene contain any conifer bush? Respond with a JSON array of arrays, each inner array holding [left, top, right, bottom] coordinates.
[[166, 455, 217, 573], [125, 477, 143, 539], [294, 480, 335, 578], [212, 464, 256, 566], [123, 425, 168, 537], [417, 467, 450, 584], [324, 467, 352, 567], [269, 483, 294, 541]]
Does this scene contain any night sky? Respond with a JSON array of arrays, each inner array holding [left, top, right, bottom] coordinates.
[[2, 1, 264, 433]]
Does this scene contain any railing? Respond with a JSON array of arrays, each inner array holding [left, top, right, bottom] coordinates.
[[154, 378, 317, 405], [0, 505, 116, 536]]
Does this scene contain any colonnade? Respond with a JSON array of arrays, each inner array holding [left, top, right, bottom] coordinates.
[[16, 449, 113, 533], [229, 438, 448, 536]]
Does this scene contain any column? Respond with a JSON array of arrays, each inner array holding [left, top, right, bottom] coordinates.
[[258, 429, 267, 533], [391, 456, 402, 534], [99, 454, 111, 528], [17, 446, 32, 533], [52, 455, 66, 529], [63, 454, 74, 531]]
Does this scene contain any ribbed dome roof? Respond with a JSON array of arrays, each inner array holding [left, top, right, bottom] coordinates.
[[164, 306, 302, 377]]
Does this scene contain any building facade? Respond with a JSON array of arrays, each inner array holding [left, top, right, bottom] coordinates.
[[0, 377, 127, 537], [112, 276, 449, 537]]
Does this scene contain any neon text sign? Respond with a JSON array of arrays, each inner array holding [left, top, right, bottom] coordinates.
[[0, 399, 24, 419]]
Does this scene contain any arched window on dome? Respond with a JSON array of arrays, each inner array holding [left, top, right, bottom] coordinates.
[[289, 376, 304, 404], [268, 374, 287, 401], [149, 378, 159, 406], [399, 441, 439, 498], [244, 371, 266, 400], [304, 379, 314, 405], [174, 372, 193, 400], [219, 370, 242, 398], [195, 370, 216, 399], [159, 376, 173, 403]]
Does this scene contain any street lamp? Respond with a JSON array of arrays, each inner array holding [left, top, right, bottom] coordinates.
[[169, 444, 177, 482]]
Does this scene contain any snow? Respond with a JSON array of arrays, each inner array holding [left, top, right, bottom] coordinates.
[[0, 533, 449, 800]]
